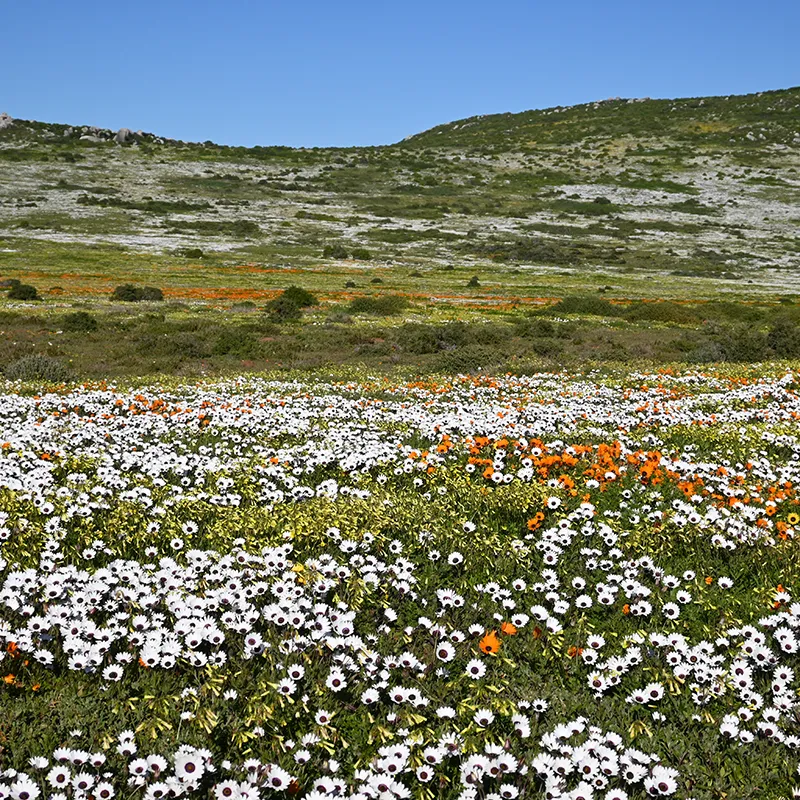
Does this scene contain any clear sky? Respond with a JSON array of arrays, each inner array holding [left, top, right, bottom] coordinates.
[[3, 0, 799, 148]]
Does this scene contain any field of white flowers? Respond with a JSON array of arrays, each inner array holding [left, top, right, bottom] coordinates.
[[1, 369, 800, 800]]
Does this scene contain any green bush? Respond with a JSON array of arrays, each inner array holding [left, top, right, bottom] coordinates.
[[61, 311, 98, 332], [429, 344, 504, 373], [393, 324, 441, 354], [717, 324, 770, 361], [323, 243, 349, 259], [212, 328, 259, 357], [111, 284, 164, 302], [281, 286, 318, 307], [139, 286, 164, 301], [351, 247, 371, 260], [348, 295, 410, 316], [768, 317, 800, 358], [178, 247, 204, 259], [111, 284, 142, 302], [264, 287, 318, 323], [267, 296, 303, 323], [624, 301, 699, 324], [4, 354, 73, 383], [7, 283, 39, 301], [467, 275, 480, 287]]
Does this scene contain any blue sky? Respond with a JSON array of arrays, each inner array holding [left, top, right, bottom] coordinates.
[[3, 0, 798, 148]]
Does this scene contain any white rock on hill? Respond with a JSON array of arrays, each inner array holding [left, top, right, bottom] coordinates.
[[0, 112, 13, 130]]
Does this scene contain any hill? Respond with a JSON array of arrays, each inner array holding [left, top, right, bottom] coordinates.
[[0, 88, 799, 377], [1, 87, 799, 296]]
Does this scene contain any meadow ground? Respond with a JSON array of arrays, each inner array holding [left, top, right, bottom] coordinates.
[[2, 367, 800, 799], [2, 88, 800, 800]]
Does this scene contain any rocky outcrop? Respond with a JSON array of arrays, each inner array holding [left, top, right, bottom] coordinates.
[[0, 112, 13, 131]]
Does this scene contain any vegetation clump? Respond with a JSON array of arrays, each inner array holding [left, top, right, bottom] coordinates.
[[348, 295, 410, 316], [111, 284, 164, 302], [265, 286, 318, 322], [7, 283, 39, 300], [61, 311, 98, 332], [4, 353, 72, 383]]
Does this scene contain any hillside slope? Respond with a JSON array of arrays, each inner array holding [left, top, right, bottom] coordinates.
[[0, 87, 799, 302]]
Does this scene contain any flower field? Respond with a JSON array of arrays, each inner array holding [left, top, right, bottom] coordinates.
[[2, 369, 800, 800]]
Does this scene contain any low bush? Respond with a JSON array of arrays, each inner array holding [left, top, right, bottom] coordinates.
[[323, 243, 349, 259], [61, 311, 98, 332], [624, 301, 700, 324], [4, 354, 73, 383], [281, 286, 318, 308], [7, 283, 39, 300], [111, 284, 164, 302], [348, 295, 410, 316]]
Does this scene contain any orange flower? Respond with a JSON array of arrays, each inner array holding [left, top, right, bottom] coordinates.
[[705, 576, 713, 585], [527, 512, 545, 531], [500, 621, 517, 636], [31, 683, 40, 692], [532, 626, 542, 639], [479, 631, 501, 655], [622, 604, 631, 615], [3, 674, 15, 684]]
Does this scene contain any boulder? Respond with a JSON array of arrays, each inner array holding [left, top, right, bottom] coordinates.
[[115, 127, 133, 144], [0, 112, 13, 130]]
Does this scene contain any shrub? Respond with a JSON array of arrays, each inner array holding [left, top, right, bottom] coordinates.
[[212, 328, 259, 357], [111, 284, 141, 302], [61, 311, 98, 332], [393, 324, 441, 355], [348, 295, 410, 316], [429, 345, 504, 374], [178, 247, 204, 259], [267, 296, 303, 323], [111, 284, 164, 302], [768, 318, 800, 358], [7, 283, 39, 300], [624, 301, 699, 324], [281, 286, 318, 308], [139, 286, 164, 301], [4, 354, 73, 383], [264, 287, 318, 323], [351, 248, 371, 260], [323, 243, 349, 259], [467, 276, 480, 287]]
